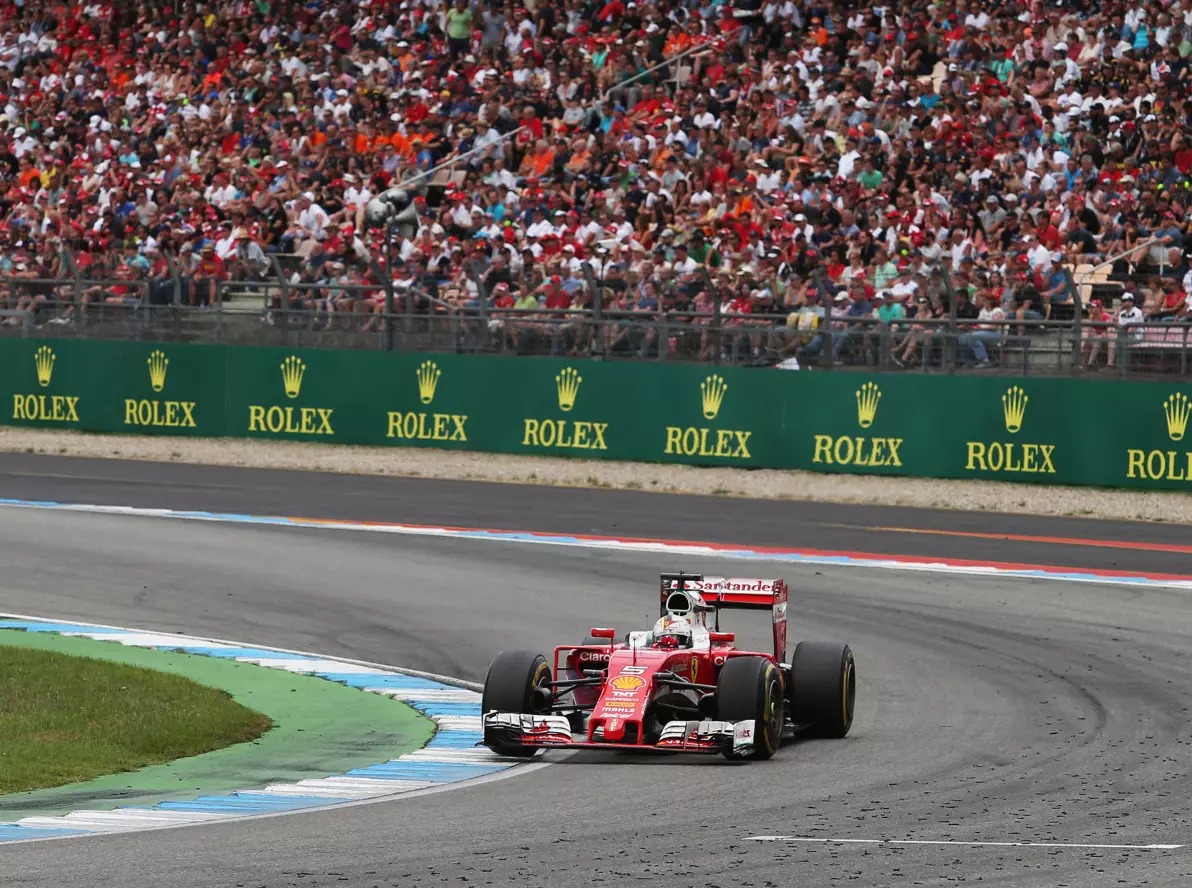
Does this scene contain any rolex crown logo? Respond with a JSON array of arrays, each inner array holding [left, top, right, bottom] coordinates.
[[34, 345, 55, 388], [1164, 392, 1191, 441], [556, 367, 582, 412], [417, 360, 441, 405], [280, 355, 306, 399], [855, 381, 881, 429], [700, 374, 728, 420], [147, 350, 169, 393], [1002, 385, 1028, 434]]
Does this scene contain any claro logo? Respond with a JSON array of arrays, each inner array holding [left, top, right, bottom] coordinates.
[[247, 355, 334, 436], [964, 386, 1056, 474], [522, 366, 609, 450], [12, 346, 80, 424], [124, 349, 197, 429], [1127, 392, 1192, 481], [812, 381, 904, 467], [664, 374, 753, 459], [387, 360, 468, 442]]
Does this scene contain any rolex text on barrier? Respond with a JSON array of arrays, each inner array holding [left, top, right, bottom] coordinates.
[[246, 355, 335, 437], [663, 374, 754, 461], [1126, 392, 1192, 482], [810, 381, 905, 469], [123, 350, 198, 430], [12, 345, 80, 425], [6, 341, 1192, 492], [521, 366, 610, 451], [385, 360, 468, 444], [963, 385, 1057, 476]]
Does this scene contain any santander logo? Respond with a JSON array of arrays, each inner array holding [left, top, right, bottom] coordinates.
[[665, 577, 776, 593]]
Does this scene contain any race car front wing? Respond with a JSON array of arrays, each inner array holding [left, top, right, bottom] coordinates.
[[483, 712, 756, 756]]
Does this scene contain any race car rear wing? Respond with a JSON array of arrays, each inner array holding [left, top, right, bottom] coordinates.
[[660, 572, 788, 663]]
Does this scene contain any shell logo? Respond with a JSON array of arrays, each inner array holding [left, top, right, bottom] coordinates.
[[610, 675, 645, 691]]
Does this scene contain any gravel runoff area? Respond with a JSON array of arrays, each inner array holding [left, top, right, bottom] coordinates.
[[2, 427, 1190, 525]]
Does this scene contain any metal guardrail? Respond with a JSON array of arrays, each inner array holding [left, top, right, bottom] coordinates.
[[7, 279, 1192, 378], [7, 258, 1192, 378]]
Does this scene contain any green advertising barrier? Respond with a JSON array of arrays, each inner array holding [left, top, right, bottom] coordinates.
[[2, 339, 225, 437], [2, 338, 1192, 491]]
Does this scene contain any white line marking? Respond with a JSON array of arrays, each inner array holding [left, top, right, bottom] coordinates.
[[747, 837, 1185, 850], [0, 611, 543, 845], [0, 609, 482, 690], [1, 499, 1185, 591]]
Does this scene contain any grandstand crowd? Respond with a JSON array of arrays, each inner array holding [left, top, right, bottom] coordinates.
[[1, 0, 1192, 365]]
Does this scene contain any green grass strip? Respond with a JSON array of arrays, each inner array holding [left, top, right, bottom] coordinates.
[[0, 645, 273, 795], [0, 631, 434, 821]]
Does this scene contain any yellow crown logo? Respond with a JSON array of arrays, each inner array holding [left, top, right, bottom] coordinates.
[[147, 350, 169, 393], [34, 345, 54, 388], [700, 374, 728, 420], [855, 382, 881, 429], [417, 360, 441, 405], [280, 355, 306, 399], [1002, 385, 1028, 434], [1164, 393, 1191, 441], [556, 367, 582, 412]]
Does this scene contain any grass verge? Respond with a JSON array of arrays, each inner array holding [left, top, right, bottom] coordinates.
[[0, 644, 272, 794]]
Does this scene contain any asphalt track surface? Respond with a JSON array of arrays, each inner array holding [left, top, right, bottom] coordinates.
[[1, 454, 1191, 887]]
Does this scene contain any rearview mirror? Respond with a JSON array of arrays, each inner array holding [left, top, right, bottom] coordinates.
[[589, 627, 616, 639], [709, 631, 735, 644]]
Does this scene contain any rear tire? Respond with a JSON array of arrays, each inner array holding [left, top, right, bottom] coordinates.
[[482, 650, 552, 757], [790, 641, 856, 738], [716, 656, 783, 760]]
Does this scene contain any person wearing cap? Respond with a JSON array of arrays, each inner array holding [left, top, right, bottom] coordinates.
[[874, 289, 905, 326], [230, 228, 270, 285], [1106, 292, 1145, 369], [1082, 297, 1114, 368], [190, 243, 227, 308], [1041, 252, 1074, 321]]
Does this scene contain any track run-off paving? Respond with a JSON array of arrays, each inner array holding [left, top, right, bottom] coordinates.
[[0, 453, 1190, 887]]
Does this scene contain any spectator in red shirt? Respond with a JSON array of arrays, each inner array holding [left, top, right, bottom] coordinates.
[[191, 245, 227, 308]]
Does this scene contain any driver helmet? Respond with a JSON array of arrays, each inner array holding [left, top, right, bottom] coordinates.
[[652, 614, 693, 649]]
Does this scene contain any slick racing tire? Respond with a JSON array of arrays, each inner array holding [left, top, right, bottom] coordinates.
[[482, 650, 553, 757], [716, 656, 783, 760], [789, 641, 856, 739]]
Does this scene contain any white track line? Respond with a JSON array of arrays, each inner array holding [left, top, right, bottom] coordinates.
[[0, 611, 540, 845], [1, 498, 1188, 591], [747, 837, 1185, 850]]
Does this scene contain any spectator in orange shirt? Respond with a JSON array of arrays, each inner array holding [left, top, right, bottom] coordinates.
[[17, 156, 40, 189], [519, 139, 555, 179]]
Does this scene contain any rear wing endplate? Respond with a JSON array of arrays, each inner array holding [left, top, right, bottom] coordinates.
[[660, 573, 788, 663]]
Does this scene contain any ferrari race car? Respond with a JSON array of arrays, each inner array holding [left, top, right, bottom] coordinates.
[[481, 572, 856, 760]]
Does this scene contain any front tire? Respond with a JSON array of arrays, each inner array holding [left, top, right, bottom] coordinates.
[[789, 641, 856, 738], [482, 650, 552, 757], [716, 656, 783, 760]]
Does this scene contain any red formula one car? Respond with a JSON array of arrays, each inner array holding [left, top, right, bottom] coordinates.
[[481, 572, 856, 760]]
